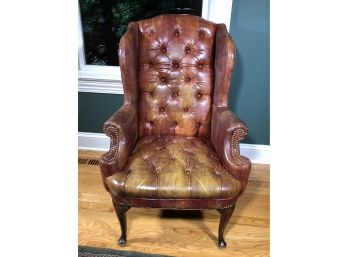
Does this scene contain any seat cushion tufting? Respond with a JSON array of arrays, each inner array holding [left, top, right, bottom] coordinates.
[[106, 136, 242, 199]]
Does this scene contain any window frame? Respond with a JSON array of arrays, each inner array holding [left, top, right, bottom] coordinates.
[[78, 0, 233, 94]]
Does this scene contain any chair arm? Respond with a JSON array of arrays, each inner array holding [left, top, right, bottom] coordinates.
[[211, 107, 251, 192], [100, 104, 138, 191]]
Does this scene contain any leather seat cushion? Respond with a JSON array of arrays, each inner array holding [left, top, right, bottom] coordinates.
[[106, 136, 242, 199]]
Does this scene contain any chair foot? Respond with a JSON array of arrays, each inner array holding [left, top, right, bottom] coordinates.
[[217, 203, 236, 249], [218, 239, 227, 249], [112, 200, 131, 247], [118, 237, 127, 247]]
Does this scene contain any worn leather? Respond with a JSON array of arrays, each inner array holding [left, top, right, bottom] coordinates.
[[99, 14, 251, 207], [107, 136, 242, 199], [137, 15, 216, 138]]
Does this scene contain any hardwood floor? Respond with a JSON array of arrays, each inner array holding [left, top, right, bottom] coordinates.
[[78, 150, 270, 257]]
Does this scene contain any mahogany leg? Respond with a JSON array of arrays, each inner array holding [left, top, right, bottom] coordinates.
[[217, 204, 236, 249], [112, 200, 131, 246]]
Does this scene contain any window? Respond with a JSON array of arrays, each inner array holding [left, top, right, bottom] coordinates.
[[78, 0, 233, 94]]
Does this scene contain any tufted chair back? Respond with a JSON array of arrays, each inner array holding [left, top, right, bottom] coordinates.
[[136, 15, 217, 138]]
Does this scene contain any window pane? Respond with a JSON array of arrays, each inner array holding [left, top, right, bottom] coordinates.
[[79, 0, 203, 66]]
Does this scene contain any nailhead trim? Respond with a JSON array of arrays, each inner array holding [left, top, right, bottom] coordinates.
[[103, 126, 119, 162], [220, 203, 235, 209], [230, 128, 248, 166]]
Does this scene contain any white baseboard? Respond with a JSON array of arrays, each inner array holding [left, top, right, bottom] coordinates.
[[78, 132, 270, 164]]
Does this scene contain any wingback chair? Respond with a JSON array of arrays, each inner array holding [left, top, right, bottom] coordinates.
[[99, 14, 251, 249]]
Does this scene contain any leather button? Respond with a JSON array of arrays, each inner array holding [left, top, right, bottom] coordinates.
[[149, 30, 154, 36], [161, 46, 167, 52], [186, 78, 191, 82], [185, 169, 191, 174], [198, 64, 203, 69], [186, 48, 191, 53], [149, 62, 154, 68], [161, 77, 166, 82], [173, 92, 178, 97], [173, 121, 178, 126], [197, 122, 201, 126], [184, 108, 188, 112], [159, 107, 165, 112], [175, 31, 180, 37], [197, 93, 202, 98], [173, 63, 179, 68]]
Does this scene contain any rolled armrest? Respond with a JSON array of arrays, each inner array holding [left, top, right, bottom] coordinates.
[[211, 106, 251, 192], [100, 104, 138, 190]]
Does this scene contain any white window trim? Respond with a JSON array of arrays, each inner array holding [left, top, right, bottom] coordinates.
[[78, 0, 233, 95]]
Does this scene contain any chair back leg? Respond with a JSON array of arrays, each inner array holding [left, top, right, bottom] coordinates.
[[217, 204, 236, 248]]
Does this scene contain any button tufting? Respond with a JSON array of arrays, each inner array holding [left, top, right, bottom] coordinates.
[[137, 17, 216, 139], [197, 122, 201, 126], [185, 169, 191, 174], [159, 107, 165, 112]]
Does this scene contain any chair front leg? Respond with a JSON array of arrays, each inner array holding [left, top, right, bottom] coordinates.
[[217, 203, 236, 248], [112, 200, 131, 246]]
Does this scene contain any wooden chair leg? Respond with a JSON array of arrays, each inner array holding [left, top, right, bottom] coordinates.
[[217, 204, 236, 249], [112, 200, 131, 246]]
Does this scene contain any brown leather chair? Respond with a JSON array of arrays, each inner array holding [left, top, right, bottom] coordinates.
[[99, 14, 251, 249]]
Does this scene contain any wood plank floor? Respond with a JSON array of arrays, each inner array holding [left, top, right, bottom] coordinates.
[[78, 150, 269, 257]]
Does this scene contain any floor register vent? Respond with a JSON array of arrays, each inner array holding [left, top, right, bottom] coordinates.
[[78, 158, 100, 166]]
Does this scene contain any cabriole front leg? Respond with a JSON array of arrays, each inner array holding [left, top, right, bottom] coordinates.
[[112, 200, 131, 246], [217, 204, 236, 249]]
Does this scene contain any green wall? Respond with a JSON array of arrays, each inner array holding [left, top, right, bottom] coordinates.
[[78, 93, 123, 133], [228, 0, 270, 144], [78, 0, 270, 145]]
